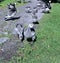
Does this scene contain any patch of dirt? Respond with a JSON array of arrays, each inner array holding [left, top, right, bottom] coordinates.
[[0, 0, 44, 61]]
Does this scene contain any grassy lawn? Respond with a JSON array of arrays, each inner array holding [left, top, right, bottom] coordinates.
[[0, 0, 24, 7], [0, 3, 60, 63]]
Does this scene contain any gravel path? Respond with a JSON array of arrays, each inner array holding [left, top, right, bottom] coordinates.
[[0, 0, 44, 61]]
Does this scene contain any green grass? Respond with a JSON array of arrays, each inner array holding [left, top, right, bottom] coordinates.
[[0, 3, 60, 63], [0, 0, 24, 8]]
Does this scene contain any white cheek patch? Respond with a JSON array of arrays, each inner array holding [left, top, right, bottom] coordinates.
[[46, 8, 50, 11], [14, 28, 20, 34], [10, 5, 14, 9]]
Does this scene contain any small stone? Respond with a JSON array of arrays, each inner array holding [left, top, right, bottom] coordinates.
[[0, 37, 10, 44], [1, 49, 4, 52], [3, 32, 8, 35]]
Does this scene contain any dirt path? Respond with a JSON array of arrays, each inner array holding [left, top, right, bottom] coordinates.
[[0, 0, 44, 61]]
